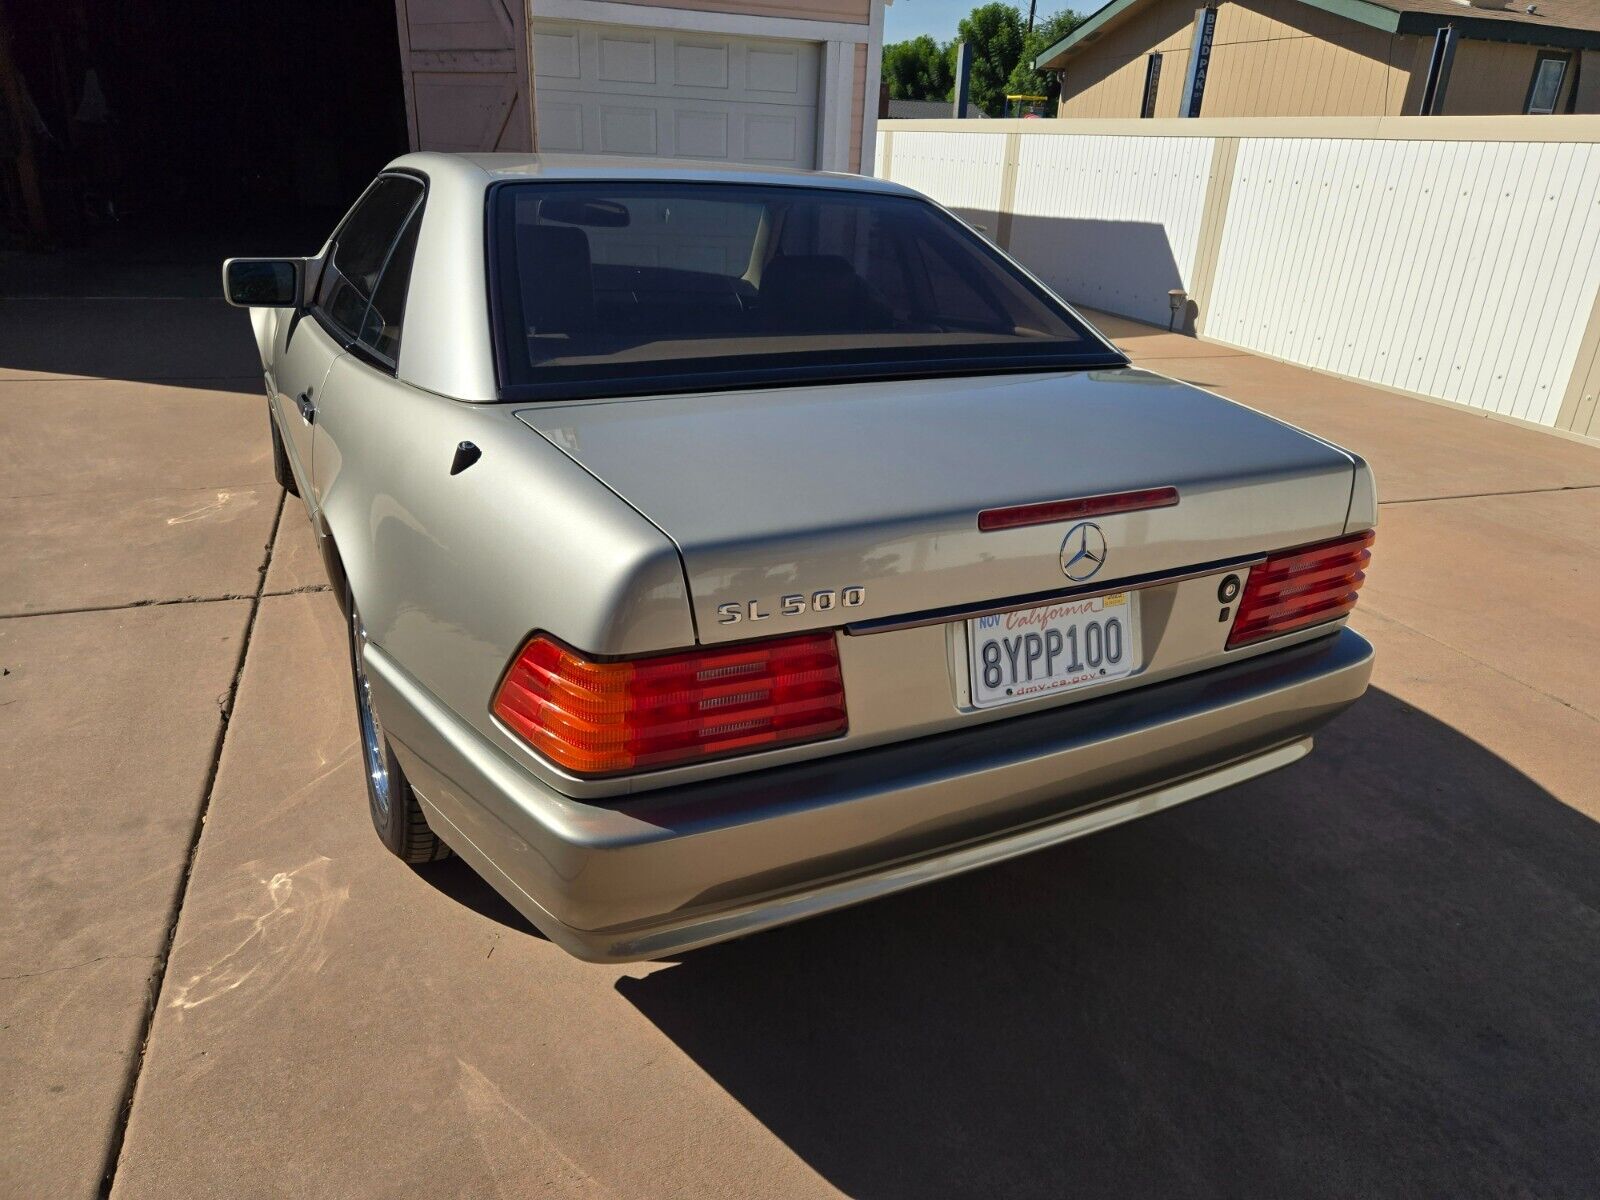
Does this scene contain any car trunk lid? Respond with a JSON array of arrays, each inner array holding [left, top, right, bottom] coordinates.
[[514, 368, 1356, 644]]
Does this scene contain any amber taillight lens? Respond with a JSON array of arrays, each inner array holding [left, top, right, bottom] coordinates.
[[492, 633, 848, 776], [1227, 530, 1375, 649]]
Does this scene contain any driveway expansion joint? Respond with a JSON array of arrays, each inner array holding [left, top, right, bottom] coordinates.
[[0, 954, 158, 983], [94, 488, 287, 1199], [0, 594, 261, 621], [1380, 483, 1600, 506], [1362, 603, 1600, 725]]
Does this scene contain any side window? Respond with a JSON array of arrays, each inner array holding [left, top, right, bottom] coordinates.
[[1526, 52, 1571, 114], [360, 207, 422, 363], [315, 175, 423, 341]]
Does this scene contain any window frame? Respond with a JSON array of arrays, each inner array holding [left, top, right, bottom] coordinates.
[[309, 169, 429, 374], [483, 180, 1127, 403], [1524, 50, 1572, 115]]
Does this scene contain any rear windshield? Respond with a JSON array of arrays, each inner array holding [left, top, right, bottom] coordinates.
[[488, 182, 1120, 400]]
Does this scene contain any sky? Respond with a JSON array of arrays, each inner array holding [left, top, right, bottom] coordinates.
[[884, 0, 1070, 44], [883, 0, 975, 42]]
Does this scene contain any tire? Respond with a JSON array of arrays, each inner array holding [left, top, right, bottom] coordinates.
[[269, 403, 299, 497], [346, 590, 449, 864]]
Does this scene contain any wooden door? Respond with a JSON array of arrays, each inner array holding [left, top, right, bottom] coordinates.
[[395, 0, 534, 151]]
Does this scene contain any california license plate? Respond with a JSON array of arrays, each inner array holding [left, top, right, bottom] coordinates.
[[966, 592, 1141, 709]]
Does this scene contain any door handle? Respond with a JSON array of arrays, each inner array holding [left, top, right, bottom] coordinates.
[[295, 388, 316, 424]]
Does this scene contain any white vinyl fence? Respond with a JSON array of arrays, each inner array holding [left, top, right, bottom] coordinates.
[[876, 116, 1600, 439]]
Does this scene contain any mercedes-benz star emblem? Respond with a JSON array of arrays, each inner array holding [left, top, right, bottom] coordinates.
[[1060, 521, 1108, 582]]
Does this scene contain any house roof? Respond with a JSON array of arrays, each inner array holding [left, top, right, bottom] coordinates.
[[1036, 0, 1600, 70], [884, 98, 990, 119]]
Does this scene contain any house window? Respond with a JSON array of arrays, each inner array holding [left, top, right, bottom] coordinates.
[[1526, 51, 1571, 114], [1141, 53, 1163, 118]]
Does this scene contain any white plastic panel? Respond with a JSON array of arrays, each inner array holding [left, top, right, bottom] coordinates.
[[880, 130, 1007, 234], [1207, 137, 1600, 426], [1008, 134, 1215, 327]]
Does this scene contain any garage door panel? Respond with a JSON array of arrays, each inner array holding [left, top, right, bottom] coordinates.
[[599, 105, 659, 155], [537, 75, 813, 107], [533, 29, 581, 78], [538, 100, 584, 152], [747, 47, 802, 95], [535, 92, 817, 163], [532, 20, 819, 169], [676, 110, 730, 158], [676, 42, 730, 89], [599, 34, 657, 83], [746, 112, 803, 163]]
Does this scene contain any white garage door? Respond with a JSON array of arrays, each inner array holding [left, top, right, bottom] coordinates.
[[531, 21, 820, 169]]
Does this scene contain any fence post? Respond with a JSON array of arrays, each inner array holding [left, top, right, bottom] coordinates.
[[1556, 282, 1600, 436], [995, 132, 1023, 250], [1186, 135, 1239, 337]]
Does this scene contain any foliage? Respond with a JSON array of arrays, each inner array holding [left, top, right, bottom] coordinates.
[[882, 7, 1082, 116], [1005, 10, 1084, 108], [881, 34, 954, 102], [950, 3, 1024, 117]]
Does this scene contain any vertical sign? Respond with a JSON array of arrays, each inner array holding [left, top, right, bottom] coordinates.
[[1141, 53, 1163, 118], [1181, 6, 1217, 119]]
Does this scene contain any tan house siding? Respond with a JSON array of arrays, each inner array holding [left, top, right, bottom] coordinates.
[[1442, 40, 1575, 115], [1396, 33, 1434, 114], [1058, 0, 1196, 118], [1200, 0, 1411, 116], [1060, 0, 1410, 118], [1053, 0, 1595, 118], [603, 0, 870, 22], [1579, 50, 1600, 112]]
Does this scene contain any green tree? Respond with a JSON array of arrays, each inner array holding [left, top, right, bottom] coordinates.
[[1005, 9, 1084, 108], [881, 35, 954, 102], [950, 3, 1024, 116]]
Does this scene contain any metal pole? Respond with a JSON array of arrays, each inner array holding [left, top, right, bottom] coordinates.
[[953, 41, 972, 119]]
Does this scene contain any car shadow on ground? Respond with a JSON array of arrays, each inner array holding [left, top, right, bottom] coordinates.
[[413, 855, 543, 939], [614, 689, 1600, 1199]]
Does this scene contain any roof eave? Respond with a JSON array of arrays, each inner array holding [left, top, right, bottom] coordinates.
[[1395, 10, 1600, 50], [1034, 0, 1143, 70], [1036, 0, 1600, 70], [1036, 0, 1403, 69]]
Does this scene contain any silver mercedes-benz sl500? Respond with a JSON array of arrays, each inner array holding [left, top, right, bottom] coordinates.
[[223, 153, 1375, 961]]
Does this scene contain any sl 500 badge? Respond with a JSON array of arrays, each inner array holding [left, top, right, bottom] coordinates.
[[717, 587, 866, 624]]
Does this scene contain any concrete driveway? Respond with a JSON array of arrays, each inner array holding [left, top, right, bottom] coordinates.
[[3, 273, 1599, 1199]]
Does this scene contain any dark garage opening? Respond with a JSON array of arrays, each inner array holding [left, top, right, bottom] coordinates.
[[0, 0, 409, 286]]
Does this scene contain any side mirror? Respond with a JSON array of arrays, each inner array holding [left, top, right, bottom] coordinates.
[[222, 257, 303, 308]]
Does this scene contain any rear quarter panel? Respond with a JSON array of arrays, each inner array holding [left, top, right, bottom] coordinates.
[[312, 356, 696, 769]]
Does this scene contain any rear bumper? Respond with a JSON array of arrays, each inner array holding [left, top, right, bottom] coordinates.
[[368, 627, 1372, 962]]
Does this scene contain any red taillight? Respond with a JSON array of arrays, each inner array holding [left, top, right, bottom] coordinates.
[[492, 632, 848, 776], [1227, 530, 1374, 649]]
